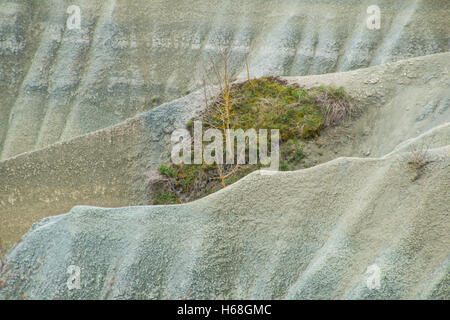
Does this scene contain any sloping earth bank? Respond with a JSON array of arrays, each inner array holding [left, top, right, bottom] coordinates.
[[1, 0, 449, 159], [0, 53, 450, 254], [0, 53, 448, 299], [0, 52, 448, 255], [0, 126, 448, 299]]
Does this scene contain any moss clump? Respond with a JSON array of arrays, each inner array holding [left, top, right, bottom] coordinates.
[[206, 77, 327, 140], [153, 191, 178, 205], [176, 164, 207, 193], [151, 96, 161, 104], [152, 77, 352, 204], [156, 164, 216, 203], [280, 138, 306, 171], [158, 164, 178, 179]]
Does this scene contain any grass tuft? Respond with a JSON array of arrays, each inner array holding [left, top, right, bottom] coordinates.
[[404, 144, 430, 182]]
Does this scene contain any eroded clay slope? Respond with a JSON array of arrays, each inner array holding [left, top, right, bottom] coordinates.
[[0, 124, 448, 299], [1, 0, 449, 159], [1, 52, 449, 255]]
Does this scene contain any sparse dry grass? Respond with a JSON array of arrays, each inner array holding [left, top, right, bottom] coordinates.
[[311, 85, 353, 128], [404, 143, 431, 182], [408, 145, 429, 170]]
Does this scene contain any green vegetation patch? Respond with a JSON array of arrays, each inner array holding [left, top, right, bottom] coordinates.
[[152, 77, 352, 205], [205, 77, 333, 140]]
